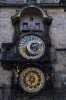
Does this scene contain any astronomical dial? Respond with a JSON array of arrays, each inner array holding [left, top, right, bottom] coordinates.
[[19, 67, 45, 93], [19, 35, 45, 59]]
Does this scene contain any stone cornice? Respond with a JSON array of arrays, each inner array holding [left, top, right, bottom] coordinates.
[[0, 3, 66, 8]]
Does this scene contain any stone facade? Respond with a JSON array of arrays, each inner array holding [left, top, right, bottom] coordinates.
[[41, 0, 60, 3], [0, 8, 66, 84], [1, 0, 60, 3], [0, 1, 66, 100]]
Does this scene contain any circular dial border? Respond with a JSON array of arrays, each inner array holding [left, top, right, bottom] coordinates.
[[19, 35, 45, 59], [19, 67, 45, 93]]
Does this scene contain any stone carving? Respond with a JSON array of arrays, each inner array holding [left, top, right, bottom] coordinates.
[[27, 0, 36, 5]]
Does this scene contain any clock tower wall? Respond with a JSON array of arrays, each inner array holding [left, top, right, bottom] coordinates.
[[0, 2, 66, 99]]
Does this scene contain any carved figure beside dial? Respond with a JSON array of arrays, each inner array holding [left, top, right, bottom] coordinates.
[[19, 35, 45, 59]]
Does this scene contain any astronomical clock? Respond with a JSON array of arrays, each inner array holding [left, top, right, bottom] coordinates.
[[1, 4, 53, 100], [19, 67, 45, 93], [19, 35, 45, 60]]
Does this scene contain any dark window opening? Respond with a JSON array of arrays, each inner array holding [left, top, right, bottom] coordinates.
[[23, 23, 28, 29], [35, 23, 40, 29], [5, 49, 12, 60]]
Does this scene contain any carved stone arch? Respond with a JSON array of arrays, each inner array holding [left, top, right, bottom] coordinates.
[[11, 5, 52, 26], [20, 5, 45, 19]]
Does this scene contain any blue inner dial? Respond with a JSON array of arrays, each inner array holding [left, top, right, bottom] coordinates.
[[30, 43, 38, 52]]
